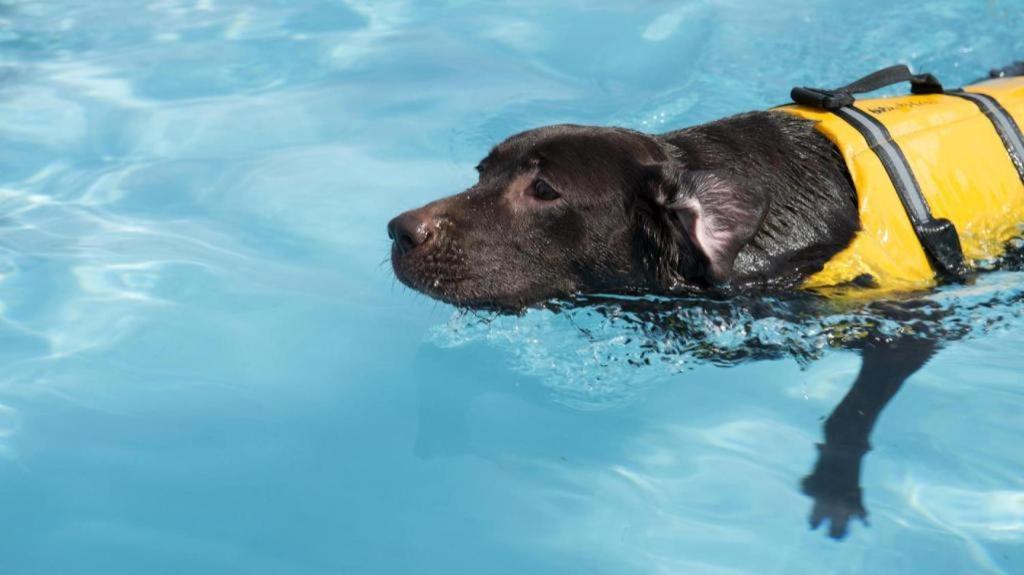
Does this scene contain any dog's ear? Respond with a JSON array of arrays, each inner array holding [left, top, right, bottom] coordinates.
[[645, 165, 767, 283]]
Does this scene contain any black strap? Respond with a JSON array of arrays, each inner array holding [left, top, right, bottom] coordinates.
[[946, 90, 1024, 184], [791, 65, 969, 282], [792, 65, 944, 111], [990, 61, 1024, 79]]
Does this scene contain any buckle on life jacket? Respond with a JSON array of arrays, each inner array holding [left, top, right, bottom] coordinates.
[[791, 87, 854, 111], [917, 218, 971, 282]]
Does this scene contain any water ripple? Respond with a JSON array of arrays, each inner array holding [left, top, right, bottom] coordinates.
[[432, 268, 1024, 410]]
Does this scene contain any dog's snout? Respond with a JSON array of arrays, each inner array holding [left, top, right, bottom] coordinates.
[[388, 211, 433, 255]]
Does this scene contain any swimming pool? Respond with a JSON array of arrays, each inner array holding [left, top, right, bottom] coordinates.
[[1, 1, 1022, 573]]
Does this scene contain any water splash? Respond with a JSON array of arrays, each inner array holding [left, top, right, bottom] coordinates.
[[432, 267, 1024, 410]]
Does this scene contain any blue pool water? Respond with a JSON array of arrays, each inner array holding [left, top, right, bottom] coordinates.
[[2, 1, 1024, 573]]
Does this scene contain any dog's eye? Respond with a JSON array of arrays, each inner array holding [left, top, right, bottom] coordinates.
[[530, 179, 561, 202]]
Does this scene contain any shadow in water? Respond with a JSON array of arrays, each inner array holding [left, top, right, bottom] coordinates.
[[414, 243, 1024, 540]]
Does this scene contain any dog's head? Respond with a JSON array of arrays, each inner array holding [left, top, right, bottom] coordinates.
[[388, 125, 766, 310]]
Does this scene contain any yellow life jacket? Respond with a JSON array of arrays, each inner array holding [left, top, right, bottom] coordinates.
[[779, 74, 1024, 293]]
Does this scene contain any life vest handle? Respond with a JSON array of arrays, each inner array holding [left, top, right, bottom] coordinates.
[[791, 64, 944, 111]]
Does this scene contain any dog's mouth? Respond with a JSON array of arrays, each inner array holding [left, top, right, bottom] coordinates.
[[390, 239, 569, 312], [390, 240, 515, 310], [391, 240, 467, 299]]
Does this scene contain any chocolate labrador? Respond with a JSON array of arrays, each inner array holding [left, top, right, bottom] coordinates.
[[387, 62, 1024, 539]]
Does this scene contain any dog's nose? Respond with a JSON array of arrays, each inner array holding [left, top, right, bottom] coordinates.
[[388, 211, 432, 255]]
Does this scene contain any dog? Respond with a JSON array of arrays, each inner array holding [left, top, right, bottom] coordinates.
[[387, 62, 1024, 539]]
